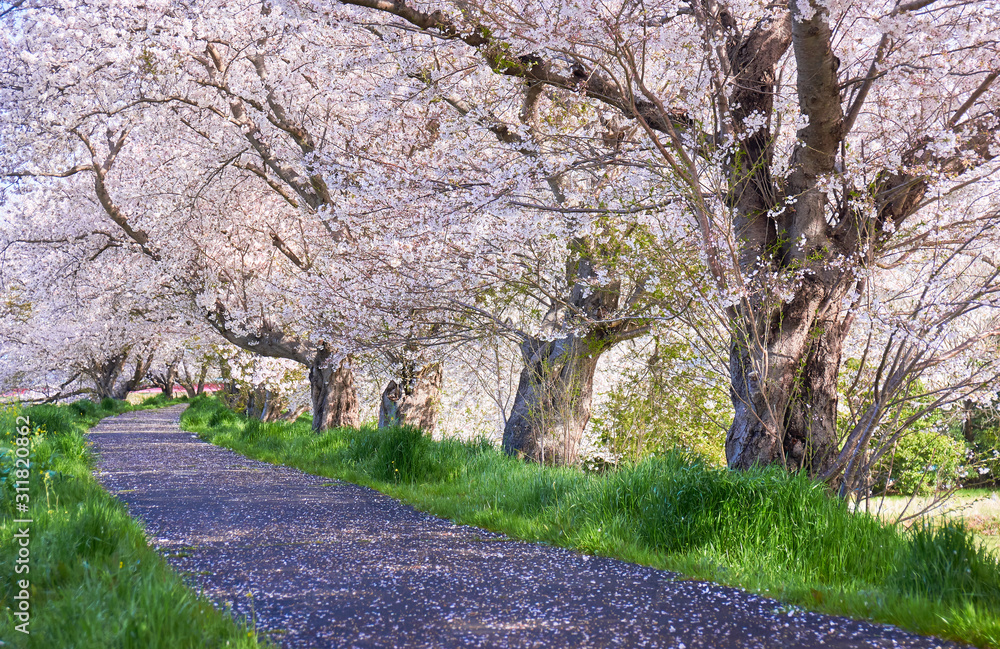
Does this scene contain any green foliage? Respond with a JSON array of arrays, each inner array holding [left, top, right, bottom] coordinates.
[[974, 424, 1000, 486], [141, 392, 185, 407], [99, 397, 120, 411], [184, 396, 1000, 647], [962, 404, 1000, 488], [208, 407, 238, 427], [581, 455, 897, 582], [875, 430, 967, 496], [68, 399, 98, 418], [374, 426, 428, 483], [0, 401, 267, 648], [592, 340, 728, 465], [837, 372, 972, 496]]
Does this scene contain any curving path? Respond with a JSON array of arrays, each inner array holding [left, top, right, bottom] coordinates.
[[90, 406, 965, 649]]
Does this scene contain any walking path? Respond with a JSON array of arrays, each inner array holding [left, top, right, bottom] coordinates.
[[90, 407, 965, 648]]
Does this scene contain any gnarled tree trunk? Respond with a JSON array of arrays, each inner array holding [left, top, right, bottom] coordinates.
[[180, 361, 209, 398], [85, 349, 154, 401], [245, 387, 288, 422], [502, 333, 604, 465], [310, 354, 359, 432], [378, 361, 443, 432], [501, 235, 635, 465], [727, 273, 852, 473], [87, 353, 129, 401], [150, 362, 178, 399], [110, 351, 154, 400]]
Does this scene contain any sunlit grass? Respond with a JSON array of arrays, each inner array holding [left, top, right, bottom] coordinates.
[[859, 491, 1000, 559], [183, 396, 1000, 648], [0, 398, 270, 649]]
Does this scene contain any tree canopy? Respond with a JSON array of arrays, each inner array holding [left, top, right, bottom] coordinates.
[[2, 0, 998, 496]]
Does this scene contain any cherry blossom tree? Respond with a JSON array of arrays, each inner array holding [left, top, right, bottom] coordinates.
[[5, 0, 999, 491], [327, 0, 1000, 487]]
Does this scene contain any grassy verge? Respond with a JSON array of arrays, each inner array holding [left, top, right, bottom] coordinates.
[[1, 396, 269, 649], [182, 395, 1000, 648]]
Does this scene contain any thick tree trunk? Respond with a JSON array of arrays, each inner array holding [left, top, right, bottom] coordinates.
[[726, 274, 850, 474], [87, 350, 153, 401], [309, 354, 359, 432], [152, 363, 177, 399], [721, 7, 856, 477], [180, 362, 209, 398], [378, 362, 443, 433], [502, 333, 603, 465], [245, 387, 287, 422], [110, 352, 154, 401], [90, 354, 128, 400], [160, 375, 174, 399]]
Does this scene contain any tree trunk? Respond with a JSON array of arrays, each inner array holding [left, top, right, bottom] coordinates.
[[726, 274, 851, 474], [160, 372, 174, 399], [151, 362, 177, 399], [962, 400, 977, 446], [110, 351, 154, 401], [89, 354, 128, 400], [310, 354, 359, 432], [378, 362, 443, 433], [179, 361, 209, 397], [245, 387, 288, 422], [86, 350, 154, 401], [502, 333, 603, 465], [281, 405, 308, 422], [721, 7, 854, 477]]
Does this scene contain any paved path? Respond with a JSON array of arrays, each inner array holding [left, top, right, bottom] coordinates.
[[90, 407, 965, 648]]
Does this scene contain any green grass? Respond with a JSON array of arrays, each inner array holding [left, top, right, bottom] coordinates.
[[182, 395, 1000, 648], [0, 397, 270, 649], [864, 491, 1000, 560]]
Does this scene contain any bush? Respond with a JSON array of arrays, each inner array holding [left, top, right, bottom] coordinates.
[[874, 430, 967, 495], [967, 418, 1000, 488], [591, 343, 728, 466]]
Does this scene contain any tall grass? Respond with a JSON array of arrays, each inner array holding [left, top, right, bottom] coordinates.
[[0, 398, 268, 649], [183, 395, 1000, 648]]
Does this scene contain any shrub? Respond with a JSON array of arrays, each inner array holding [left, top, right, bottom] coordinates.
[[873, 430, 967, 495], [591, 343, 728, 466], [967, 418, 1000, 488]]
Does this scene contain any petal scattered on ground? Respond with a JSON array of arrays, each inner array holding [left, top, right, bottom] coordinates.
[[90, 406, 966, 649]]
